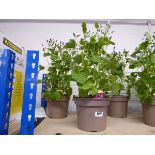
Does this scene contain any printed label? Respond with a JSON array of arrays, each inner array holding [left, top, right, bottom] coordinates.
[[95, 112, 103, 117], [3, 37, 22, 54]]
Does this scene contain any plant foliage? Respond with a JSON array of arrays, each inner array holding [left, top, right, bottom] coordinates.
[[128, 33, 155, 105], [40, 39, 73, 101], [65, 22, 115, 97], [106, 49, 129, 96]]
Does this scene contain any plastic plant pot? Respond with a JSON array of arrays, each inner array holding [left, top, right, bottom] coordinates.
[[46, 97, 69, 119], [142, 97, 155, 127], [74, 96, 110, 132], [108, 96, 129, 118]]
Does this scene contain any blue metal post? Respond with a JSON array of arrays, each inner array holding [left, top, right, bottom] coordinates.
[[0, 49, 16, 135], [41, 74, 47, 108], [20, 50, 39, 135]]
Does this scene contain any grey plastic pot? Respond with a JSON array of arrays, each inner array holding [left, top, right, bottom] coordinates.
[[142, 97, 155, 127], [108, 96, 129, 118], [74, 97, 110, 132], [46, 97, 69, 119]]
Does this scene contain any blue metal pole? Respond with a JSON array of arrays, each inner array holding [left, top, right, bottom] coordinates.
[[41, 74, 47, 108], [0, 49, 16, 135], [41, 74, 47, 114], [20, 50, 39, 135]]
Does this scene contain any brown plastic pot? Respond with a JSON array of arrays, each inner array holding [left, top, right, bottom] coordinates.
[[142, 97, 155, 127], [46, 97, 69, 119], [74, 97, 110, 132], [108, 96, 129, 118]]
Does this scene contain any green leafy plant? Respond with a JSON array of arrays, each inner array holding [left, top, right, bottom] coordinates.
[[106, 49, 130, 96], [128, 32, 155, 105], [65, 22, 115, 97], [40, 39, 72, 101]]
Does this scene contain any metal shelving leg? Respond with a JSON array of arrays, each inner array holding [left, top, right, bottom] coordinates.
[[41, 74, 47, 108], [20, 50, 39, 135], [0, 49, 16, 135]]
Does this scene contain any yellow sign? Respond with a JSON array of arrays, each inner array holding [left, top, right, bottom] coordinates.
[[3, 37, 22, 54], [11, 70, 24, 115]]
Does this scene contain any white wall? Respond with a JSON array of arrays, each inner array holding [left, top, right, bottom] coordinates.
[[0, 21, 153, 112]]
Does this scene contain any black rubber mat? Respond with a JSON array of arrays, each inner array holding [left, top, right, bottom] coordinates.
[[34, 117, 45, 128]]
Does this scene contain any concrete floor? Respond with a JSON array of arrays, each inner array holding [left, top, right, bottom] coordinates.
[[34, 112, 155, 135], [8, 107, 46, 135], [9, 119, 21, 135]]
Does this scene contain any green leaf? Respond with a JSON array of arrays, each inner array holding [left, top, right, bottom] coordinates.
[[71, 69, 87, 84], [43, 52, 50, 57], [38, 65, 45, 71], [47, 48, 54, 52], [64, 39, 76, 48], [65, 87, 72, 96], [98, 37, 115, 48], [130, 48, 141, 58], [79, 89, 89, 97], [129, 60, 142, 69], [139, 41, 149, 50], [79, 80, 94, 90], [89, 87, 98, 95], [99, 78, 109, 89], [94, 22, 99, 29], [143, 95, 153, 105], [37, 79, 43, 84], [51, 91, 63, 101], [80, 38, 85, 45], [44, 91, 63, 101], [90, 36, 96, 43], [50, 53, 58, 61], [151, 54, 155, 63], [105, 39, 115, 45], [82, 22, 87, 34], [90, 56, 101, 63], [73, 54, 82, 64]]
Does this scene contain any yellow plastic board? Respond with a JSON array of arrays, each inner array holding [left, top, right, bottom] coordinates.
[[11, 70, 24, 115]]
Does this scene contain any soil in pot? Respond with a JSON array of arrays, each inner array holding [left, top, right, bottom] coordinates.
[[74, 97, 109, 132], [142, 97, 155, 127], [108, 96, 129, 118], [46, 97, 69, 119]]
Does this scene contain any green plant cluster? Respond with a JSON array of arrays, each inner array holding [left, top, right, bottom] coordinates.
[[65, 22, 115, 97], [64, 22, 128, 97], [107, 49, 129, 96], [128, 33, 155, 105], [39, 39, 72, 100], [40, 22, 129, 100]]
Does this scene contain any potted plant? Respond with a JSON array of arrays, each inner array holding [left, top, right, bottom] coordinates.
[[39, 39, 72, 119], [107, 49, 130, 118], [128, 32, 155, 126], [65, 22, 115, 131]]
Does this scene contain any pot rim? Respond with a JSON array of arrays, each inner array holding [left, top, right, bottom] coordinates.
[[110, 95, 129, 102], [111, 95, 129, 98], [73, 96, 110, 101], [47, 96, 70, 102]]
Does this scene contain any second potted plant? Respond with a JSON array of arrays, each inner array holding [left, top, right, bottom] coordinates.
[[107, 50, 129, 118], [40, 39, 72, 119], [129, 32, 155, 126]]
